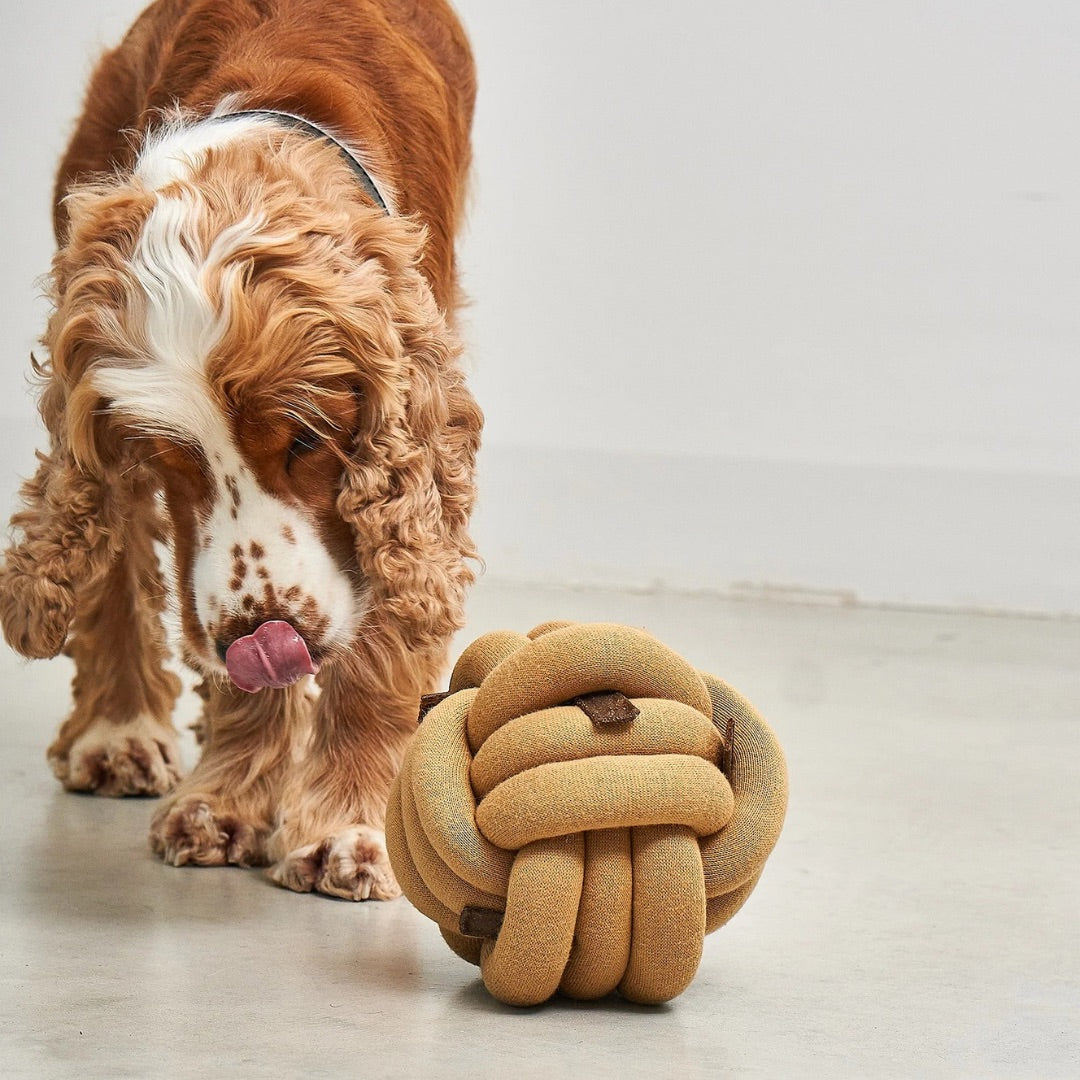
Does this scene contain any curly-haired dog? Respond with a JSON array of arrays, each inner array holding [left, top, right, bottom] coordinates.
[[0, 0, 481, 900]]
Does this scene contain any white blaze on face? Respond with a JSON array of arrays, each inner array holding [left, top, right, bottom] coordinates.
[[88, 119, 362, 660]]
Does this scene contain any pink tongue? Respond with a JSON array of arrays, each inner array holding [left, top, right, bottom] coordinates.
[[224, 620, 318, 693]]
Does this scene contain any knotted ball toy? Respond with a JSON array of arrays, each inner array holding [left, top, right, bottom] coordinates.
[[385, 622, 787, 1006]]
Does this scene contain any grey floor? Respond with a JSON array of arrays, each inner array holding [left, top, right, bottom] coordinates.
[[1, 580, 1077, 1079]]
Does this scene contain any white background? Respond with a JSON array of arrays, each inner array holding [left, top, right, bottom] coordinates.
[[1, 1, 1077, 614]]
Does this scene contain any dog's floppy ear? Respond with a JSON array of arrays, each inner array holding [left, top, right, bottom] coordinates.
[[45, 182, 153, 471], [0, 446, 127, 658], [0, 183, 146, 658], [334, 216, 482, 651]]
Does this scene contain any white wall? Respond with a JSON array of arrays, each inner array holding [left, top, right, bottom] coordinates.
[[2, 2, 1077, 614], [461, 0, 1080, 476]]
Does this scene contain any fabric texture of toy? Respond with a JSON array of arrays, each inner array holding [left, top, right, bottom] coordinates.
[[386, 621, 788, 1006]]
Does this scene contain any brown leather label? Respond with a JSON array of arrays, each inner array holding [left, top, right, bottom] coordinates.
[[417, 691, 453, 724], [569, 691, 640, 726], [459, 905, 505, 939], [718, 713, 736, 778]]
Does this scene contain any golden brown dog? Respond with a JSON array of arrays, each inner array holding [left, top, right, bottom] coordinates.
[[0, 0, 481, 900]]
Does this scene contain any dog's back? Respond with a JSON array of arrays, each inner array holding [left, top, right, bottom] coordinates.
[[56, 0, 475, 308]]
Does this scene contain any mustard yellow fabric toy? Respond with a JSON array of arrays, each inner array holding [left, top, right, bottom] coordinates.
[[385, 621, 787, 1006]]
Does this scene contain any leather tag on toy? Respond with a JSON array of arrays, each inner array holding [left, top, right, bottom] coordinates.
[[460, 905, 505, 939], [418, 691, 453, 724], [569, 691, 640, 726]]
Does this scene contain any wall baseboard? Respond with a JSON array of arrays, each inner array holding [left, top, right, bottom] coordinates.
[[471, 442, 1080, 619]]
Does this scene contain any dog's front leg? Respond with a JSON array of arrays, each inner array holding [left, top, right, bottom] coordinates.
[[267, 648, 428, 900], [49, 495, 183, 796], [150, 677, 313, 868], [2, 451, 183, 795]]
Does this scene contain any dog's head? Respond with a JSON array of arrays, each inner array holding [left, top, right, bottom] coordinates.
[[41, 125, 480, 688]]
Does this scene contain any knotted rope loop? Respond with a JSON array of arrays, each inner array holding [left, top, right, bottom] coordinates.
[[386, 622, 787, 1006]]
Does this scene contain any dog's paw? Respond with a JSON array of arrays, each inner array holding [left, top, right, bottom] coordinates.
[[49, 716, 181, 797], [269, 825, 401, 901], [150, 794, 267, 868]]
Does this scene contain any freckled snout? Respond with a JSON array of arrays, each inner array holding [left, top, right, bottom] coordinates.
[[223, 620, 319, 693]]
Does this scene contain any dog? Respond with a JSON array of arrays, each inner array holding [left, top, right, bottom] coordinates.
[[0, 0, 481, 901]]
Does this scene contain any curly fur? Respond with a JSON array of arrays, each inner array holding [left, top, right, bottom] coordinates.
[[0, 0, 481, 900]]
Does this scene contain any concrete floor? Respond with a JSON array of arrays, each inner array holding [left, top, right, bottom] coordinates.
[[0, 580, 1076, 1078]]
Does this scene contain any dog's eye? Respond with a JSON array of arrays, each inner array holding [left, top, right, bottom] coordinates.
[[286, 432, 321, 471]]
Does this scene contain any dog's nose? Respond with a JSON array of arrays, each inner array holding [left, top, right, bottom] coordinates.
[[215, 638, 230, 663]]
